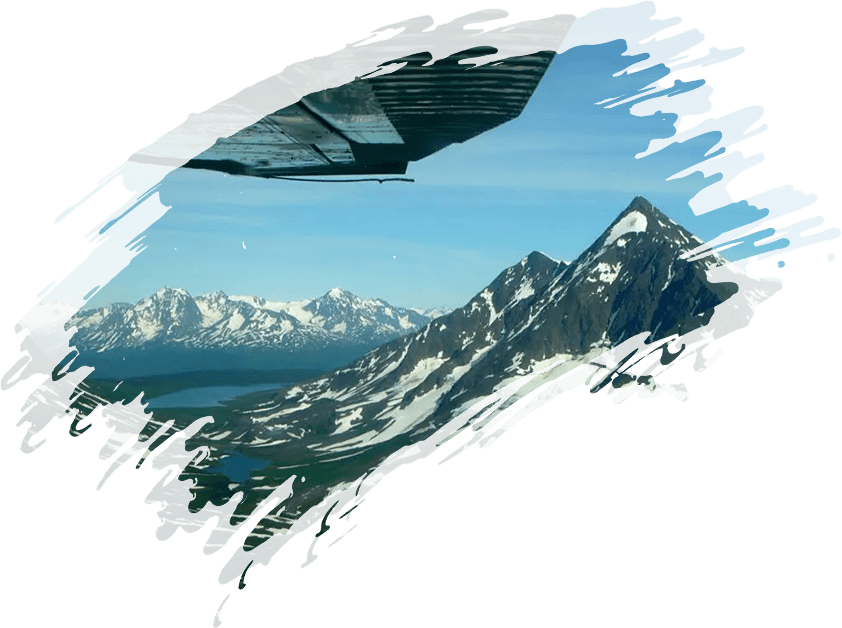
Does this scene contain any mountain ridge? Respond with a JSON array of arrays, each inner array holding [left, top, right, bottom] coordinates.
[[211, 197, 743, 457], [120, 196, 780, 548], [68, 287, 445, 376]]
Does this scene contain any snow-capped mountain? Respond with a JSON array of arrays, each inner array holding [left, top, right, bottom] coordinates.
[[16, 197, 781, 582], [214, 198, 760, 453], [68, 287, 435, 376], [225, 287, 435, 346]]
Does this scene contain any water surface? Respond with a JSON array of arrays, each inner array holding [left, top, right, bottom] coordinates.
[[216, 453, 270, 483], [146, 383, 284, 409]]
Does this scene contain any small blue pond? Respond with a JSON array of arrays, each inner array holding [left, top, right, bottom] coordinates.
[[215, 453, 270, 483]]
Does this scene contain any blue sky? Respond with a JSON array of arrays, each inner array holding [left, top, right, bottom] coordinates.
[[90, 40, 776, 310]]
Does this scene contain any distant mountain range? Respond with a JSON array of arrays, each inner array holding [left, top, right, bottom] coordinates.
[[69, 288, 446, 377]]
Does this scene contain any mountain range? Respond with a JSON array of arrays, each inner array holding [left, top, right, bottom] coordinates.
[[69, 287, 445, 377], [210, 196, 739, 453], [154, 196, 771, 546]]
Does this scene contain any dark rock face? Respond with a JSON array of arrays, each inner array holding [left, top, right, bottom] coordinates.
[[497, 196, 738, 359]]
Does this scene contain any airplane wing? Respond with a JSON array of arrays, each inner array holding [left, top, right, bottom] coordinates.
[[129, 9, 576, 178]]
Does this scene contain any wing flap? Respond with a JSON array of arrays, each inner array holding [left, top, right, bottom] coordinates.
[[178, 47, 556, 178]]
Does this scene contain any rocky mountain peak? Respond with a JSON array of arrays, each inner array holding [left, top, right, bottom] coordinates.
[[520, 250, 563, 273], [236, 196, 748, 460], [152, 285, 191, 299]]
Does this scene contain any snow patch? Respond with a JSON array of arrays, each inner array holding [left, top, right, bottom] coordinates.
[[512, 279, 535, 302], [605, 211, 648, 246], [227, 312, 245, 331], [333, 407, 363, 435], [588, 262, 621, 284]]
